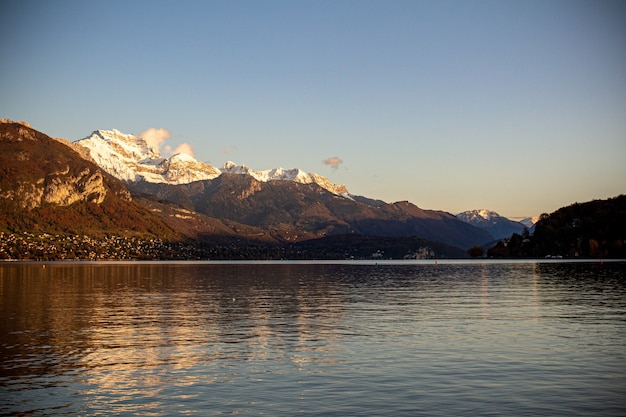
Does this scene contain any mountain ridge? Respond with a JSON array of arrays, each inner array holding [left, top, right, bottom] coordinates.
[[456, 209, 529, 240], [128, 175, 493, 248], [74, 126, 493, 248], [74, 129, 349, 195], [74, 129, 222, 184]]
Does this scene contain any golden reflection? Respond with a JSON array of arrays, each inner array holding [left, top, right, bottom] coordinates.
[[0, 262, 346, 392], [530, 262, 541, 323], [479, 263, 490, 319]]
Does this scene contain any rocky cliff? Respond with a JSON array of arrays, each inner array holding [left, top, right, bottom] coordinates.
[[0, 120, 178, 238], [0, 120, 131, 210]]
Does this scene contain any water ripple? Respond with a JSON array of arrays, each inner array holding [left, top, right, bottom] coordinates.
[[1, 261, 625, 416]]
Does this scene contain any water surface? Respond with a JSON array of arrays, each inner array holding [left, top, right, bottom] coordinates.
[[1, 261, 625, 416]]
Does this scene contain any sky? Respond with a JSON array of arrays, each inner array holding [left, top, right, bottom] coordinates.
[[1, 0, 625, 218]]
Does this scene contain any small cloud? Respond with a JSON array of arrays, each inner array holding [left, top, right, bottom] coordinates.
[[323, 156, 343, 170], [221, 145, 239, 155], [138, 128, 195, 158], [173, 142, 194, 157], [138, 128, 171, 150]]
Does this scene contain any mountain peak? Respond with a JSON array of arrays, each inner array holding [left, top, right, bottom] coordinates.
[[94, 129, 160, 159], [74, 129, 220, 184], [476, 209, 499, 221], [456, 209, 501, 223], [456, 209, 528, 240], [170, 152, 196, 161], [220, 161, 348, 194], [75, 129, 349, 195]]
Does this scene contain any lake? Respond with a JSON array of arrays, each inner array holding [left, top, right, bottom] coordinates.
[[1, 260, 625, 416]]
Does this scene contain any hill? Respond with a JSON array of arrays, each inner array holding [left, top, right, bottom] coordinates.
[[487, 195, 626, 258], [0, 121, 177, 239]]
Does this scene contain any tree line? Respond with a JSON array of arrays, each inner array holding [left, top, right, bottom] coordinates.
[[480, 195, 626, 258]]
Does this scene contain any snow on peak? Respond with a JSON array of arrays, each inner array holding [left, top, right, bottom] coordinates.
[[457, 209, 531, 240], [477, 209, 499, 221], [456, 209, 502, 224], [95, 129, 159, 160], [459, 210, 539, 228], [519, 216, 540, 227], [220, 161, 254, 176], [220, 162, 348, 195], [170, 152, 196, 162], [75, 129, 348, 194], [74, 129, 220, 184]]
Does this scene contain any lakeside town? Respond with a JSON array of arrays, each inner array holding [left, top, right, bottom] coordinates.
[[0, 232, 218, 261], [0, 232, 446, 261]]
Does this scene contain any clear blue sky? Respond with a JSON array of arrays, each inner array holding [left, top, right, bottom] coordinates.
[[2, 0, 625, 218]]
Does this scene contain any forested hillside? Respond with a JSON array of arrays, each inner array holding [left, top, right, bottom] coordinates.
[[488, 195, 626, 258]]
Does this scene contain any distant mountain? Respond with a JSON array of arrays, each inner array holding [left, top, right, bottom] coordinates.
[[456, 209, 528, 240], [74, 129, 221, 184], [75, 127, 492, 249], [129, 176, 493, 249], [220, 161, 348, 196], [519, 216, 540, 229], [75, 129, 348, 195]]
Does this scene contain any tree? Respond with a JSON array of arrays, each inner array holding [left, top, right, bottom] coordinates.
[[487, 241, 509, 258], [468, 246, 483, 258]]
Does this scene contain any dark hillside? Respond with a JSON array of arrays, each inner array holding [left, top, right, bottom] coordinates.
[[129, 177, 492, 249], [287, 234, 469, 259], [488, 195, 626, 258], [532, 195, 626, 257]]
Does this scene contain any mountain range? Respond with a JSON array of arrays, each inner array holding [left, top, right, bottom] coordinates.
[[1, 120, 537, 259], [72, 127, 496, 249], [456, 209, 530, 241], [74, 129, 348, 195]]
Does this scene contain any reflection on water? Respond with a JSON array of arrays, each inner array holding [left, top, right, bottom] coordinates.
[[1, 261, 625, 416]]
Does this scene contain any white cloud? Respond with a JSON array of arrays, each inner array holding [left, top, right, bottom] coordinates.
[[137, 127, 195, 157], [173, 142, 194, 157], [323, 156, 343, 170], [221, 145, 239, 155], [138, 128, 171, 150]]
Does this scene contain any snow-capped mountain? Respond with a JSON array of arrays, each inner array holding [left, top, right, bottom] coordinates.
[[220, 161, 348, 195], [74, 129, 348, 195], [456, 209, 528, 240], [457, 209, 501, 224], [74, 129, 221, 184], [519, 216, 540, 228]]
